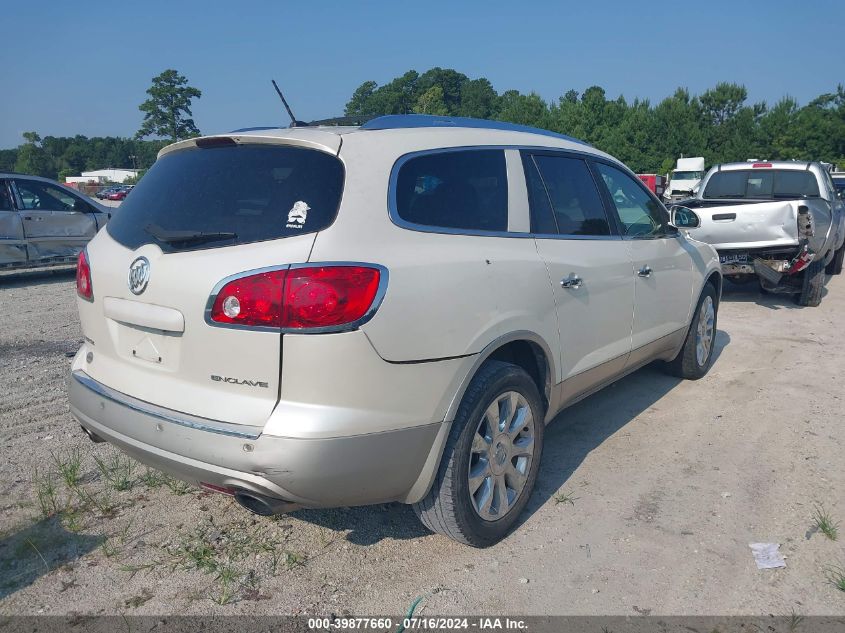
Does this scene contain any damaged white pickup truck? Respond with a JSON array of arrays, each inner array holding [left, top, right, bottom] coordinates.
[[676, 161, 845, 306]]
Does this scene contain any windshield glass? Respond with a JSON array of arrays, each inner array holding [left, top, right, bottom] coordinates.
[[107, 144, 344, 252], [672, 171, 703, 180], [703, 169, 820, 200]]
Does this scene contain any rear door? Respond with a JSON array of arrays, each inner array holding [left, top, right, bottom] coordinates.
[[0, 179, 27, 265], [522, 151, 634, 402], [592, 161, 693, 361], [77, 140, 345, 427], [12, 178, 99, 260]]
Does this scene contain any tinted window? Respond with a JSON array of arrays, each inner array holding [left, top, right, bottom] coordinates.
[[522, 157, 557, 234], [595, 162, 670, 238], [529, 154, 609, 236], [394, 150, 507, 232], [107, 145, 344, 253], [14, 179, 87, 212], [703, 169, 820, 199]]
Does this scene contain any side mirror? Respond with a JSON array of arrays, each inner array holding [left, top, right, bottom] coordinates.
[[669, 205, 701, 229]]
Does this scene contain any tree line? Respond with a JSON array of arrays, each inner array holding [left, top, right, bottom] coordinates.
[[345, 68, 845, 173], [1, 69, 200, 181], [4, 67, 843, 181]]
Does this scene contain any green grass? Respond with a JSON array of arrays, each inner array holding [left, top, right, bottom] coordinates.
[[33, 469, 61, 518], [813, 504, 839, 541], [120, 517, 301, 605], [283, 550, 306, 570], [553, 489, 579, 506], [139, 468, 165, 489], [788, 608, 804, 632], [93, 451, 135, 492], [212, 566, 240, 605], [826, 564, 845, 592], [70, 485, 118, 518], [123, 588, 154, 608], [162, 474, 193, 496], [52, 448, 83, 488]]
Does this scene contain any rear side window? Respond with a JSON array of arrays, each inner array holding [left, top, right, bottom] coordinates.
[[394, 150, 508, 232], [524, 154, 610, 236], [703, 169, 820, 199], [107, 144, 344, 252]]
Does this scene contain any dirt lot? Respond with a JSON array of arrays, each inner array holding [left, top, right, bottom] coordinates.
[[0, 269, 843, 617]]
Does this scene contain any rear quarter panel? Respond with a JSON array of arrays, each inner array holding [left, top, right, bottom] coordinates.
[[309, 132, 562, 379]]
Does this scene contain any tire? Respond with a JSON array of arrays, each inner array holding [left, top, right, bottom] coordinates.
[[413, 360, 545, 547], [826, 245, 844, 275], [664, 283, 718, 380], [797, 260, 825, 307]]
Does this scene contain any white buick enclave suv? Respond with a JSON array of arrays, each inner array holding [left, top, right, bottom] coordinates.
[[69, 115, 721, 546]]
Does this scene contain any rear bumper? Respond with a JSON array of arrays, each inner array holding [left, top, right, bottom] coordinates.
[[68, 369, 441, 507]]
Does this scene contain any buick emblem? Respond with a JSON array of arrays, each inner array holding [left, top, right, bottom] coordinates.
[[128, 257, 150, 295]]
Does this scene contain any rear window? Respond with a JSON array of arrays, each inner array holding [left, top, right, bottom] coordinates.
[[107, 144, 344, 252], [703, 169, 820, 200], [394, 150, 508, 232]]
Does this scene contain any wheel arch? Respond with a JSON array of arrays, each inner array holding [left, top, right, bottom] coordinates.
[[445, 331, 555, 423], [401, 330, 556, 505], [704, 269, 722, 305]]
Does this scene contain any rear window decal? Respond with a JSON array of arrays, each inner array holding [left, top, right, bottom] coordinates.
[[286, 200, 310, 229]]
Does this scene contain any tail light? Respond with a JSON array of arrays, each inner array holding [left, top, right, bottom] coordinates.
[[209, 269, 287, 327], [208, 265, 384, 331], [76, 250, 93, 301]]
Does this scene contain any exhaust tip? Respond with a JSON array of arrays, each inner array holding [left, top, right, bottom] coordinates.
[[234, 491, 300, 517], [234, 492, 275, 516], [80, 425, 106, 444]]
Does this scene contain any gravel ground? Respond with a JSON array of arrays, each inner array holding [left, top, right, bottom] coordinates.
[[0, 269, 843, 617]]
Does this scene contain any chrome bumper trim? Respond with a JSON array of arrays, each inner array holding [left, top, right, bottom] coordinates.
[[71, 370, 262, 440]]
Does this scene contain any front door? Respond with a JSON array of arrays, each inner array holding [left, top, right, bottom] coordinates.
[[12, 178, 99, 261], [522, 151, 634, 403], [592, 162, 694, 362]]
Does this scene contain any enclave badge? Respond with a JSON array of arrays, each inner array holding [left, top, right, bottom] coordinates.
[[128, 256, 151, 295]]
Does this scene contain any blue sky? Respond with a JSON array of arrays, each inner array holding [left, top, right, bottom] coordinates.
[[1, 0, 842, 148]]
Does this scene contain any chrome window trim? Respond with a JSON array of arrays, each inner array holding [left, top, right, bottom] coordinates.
[[522, 149, 621, 239], [72, 370, 262, 440], [387, 145, 625, 242], [203, 261, 389, 334], [388, 146, 511, 237]]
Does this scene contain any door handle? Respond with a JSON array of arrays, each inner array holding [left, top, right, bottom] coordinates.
[[560, 274, 582, 289], [638, 265, 653, 278]]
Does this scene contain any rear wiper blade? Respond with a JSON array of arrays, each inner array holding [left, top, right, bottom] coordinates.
[[145, 224, 237, 245]]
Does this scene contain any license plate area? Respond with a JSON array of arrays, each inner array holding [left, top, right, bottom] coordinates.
[[719, 252, 749, 265], [108, 320, 182, 370]]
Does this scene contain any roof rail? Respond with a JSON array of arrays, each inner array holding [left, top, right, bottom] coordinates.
[[361, 114, 589, 146], [229, 126, 281, 133]]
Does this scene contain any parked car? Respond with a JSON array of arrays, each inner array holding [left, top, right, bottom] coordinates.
[[96, 186, 120, 200], [107, 186, 132, 201], [676, 161, 845, 306], [68, 115, 722, 546], [0, 173, 111, 268]]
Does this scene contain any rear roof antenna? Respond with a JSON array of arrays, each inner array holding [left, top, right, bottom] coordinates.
[[272, 79, 308, 128]]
